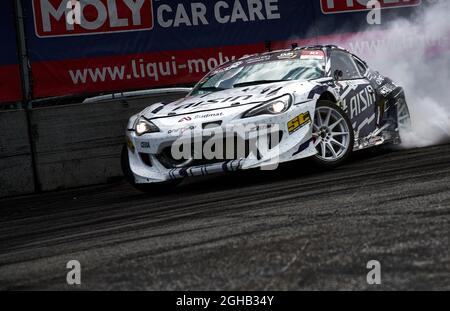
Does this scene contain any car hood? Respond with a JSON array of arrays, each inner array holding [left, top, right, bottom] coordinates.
[[137, 80, 319, 129], [145, 81, 317, 118]]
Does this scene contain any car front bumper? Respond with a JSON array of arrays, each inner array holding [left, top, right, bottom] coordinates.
[[125, 101, 317, 184]]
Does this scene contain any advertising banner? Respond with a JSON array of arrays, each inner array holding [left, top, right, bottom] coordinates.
[[24, 0, 425, 99], [0, 1, 22, 104]]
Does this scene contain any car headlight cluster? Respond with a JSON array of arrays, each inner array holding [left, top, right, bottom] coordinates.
[[134, 117, 160, 136], [243, 94, 292, 118]]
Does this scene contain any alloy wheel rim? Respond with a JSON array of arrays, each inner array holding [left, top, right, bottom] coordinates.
[[397, 100, 411, 130], [312, 107, 350, 161]]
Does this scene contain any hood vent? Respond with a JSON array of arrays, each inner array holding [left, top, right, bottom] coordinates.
[[151, 105, 164, 114], [202, 121, 223, 129]]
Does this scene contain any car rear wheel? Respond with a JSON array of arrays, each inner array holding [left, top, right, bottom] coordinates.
[[310, 100, 354, 169], [121, 144, 181, 193], [397, 98, 412, 133]]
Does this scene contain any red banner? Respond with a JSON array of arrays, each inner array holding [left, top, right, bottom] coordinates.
[[320, 0, 421, 14], [32, 44, 263, 98], [23, 0, 427, 100], [0, 1, 22, 104], [0, 65, 22, 103]]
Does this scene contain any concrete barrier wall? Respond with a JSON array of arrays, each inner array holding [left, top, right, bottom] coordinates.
[[30, 92, 187, 191], [0, 109, 34, 197]]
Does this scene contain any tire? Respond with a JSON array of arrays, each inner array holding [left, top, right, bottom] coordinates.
[[309, 100, 354, 169], [121, 144, 181, 193], [382, 98, 411, 149]]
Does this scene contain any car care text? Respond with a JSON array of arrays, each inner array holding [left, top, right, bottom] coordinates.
[[33, 0, 281, 37]]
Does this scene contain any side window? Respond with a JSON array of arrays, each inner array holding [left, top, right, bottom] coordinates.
[[330, 51, 360, 79], [353, 57, 368, 76]]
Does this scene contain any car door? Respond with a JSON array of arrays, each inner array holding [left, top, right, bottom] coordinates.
[[330, 50, 378, 140]]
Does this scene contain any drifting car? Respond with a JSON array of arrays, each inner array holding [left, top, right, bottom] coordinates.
[[122, 45, 411, 192]]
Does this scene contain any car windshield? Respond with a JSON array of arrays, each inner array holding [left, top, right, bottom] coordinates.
[[190, 50, 326, 96]]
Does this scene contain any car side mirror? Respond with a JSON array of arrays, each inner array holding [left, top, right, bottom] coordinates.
[[334, 69, 343, 81]]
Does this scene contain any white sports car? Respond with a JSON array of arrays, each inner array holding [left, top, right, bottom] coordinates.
[[122, 45, 411, 192]]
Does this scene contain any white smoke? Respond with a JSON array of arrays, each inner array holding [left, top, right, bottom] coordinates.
[[324, 2, 450, 148]]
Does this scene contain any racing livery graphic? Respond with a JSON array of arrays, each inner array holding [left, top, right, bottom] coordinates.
[[122, 45, 411, 192]]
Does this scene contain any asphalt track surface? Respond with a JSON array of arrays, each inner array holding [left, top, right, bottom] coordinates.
[[0, 143, 449, 290]]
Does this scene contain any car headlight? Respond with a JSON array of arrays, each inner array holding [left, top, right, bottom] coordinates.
[[134, 118, 159, 136], [243, 94, 292, 118]]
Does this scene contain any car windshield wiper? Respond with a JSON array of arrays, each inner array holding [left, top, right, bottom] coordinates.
[[196, 86, 226, 93], [233, 79, 289, 88]]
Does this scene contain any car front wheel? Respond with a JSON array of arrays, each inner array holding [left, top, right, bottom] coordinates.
[[310, 100, 354, 169]]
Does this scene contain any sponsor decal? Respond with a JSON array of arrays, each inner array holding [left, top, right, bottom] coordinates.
[[168, 125, 196, 134], [342, 85, 376, 119], [33, 0, 282, 37], [178, 116, 192, 123], [211, 61, 243, 75], [379, 82, 397, 96], [277, 51, 297, 59], [177, 112, 224, 123], [367, 72, 386, 86], [32, 0, 154, 37], [320, 0, 422, 14], [140, 141, 150, 148], [300, 50, 325, 59], [287, 111, 311, 134], [245, 55, 271, 64], [195, 112, 224, 119]]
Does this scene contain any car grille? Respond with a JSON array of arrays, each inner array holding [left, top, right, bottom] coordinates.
[[156, 131, 283, 169]]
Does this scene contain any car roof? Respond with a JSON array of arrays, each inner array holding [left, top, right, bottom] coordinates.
[[235, 44, 367, 67], [238, 45, 350, 60]]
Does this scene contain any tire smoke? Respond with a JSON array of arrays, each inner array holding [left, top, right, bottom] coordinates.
[[328, 0, 450, 148], [345, 2, 450, 148]]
